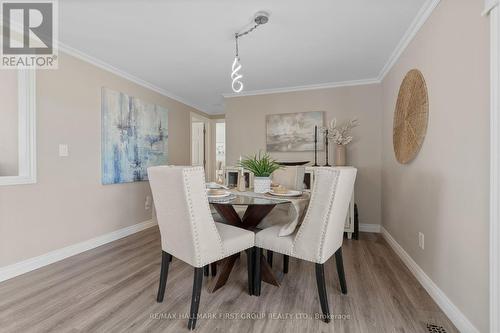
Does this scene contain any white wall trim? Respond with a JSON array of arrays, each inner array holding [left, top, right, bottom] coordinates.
[[222, 78, 380, 98], [381, 227, 479, 333], [58, 42, 210, 115], [0, 219, 157, 283], [189, 112, 213, 180], [377, 0, 441, 81], [0, 69, 37, 186], [359, 223, 381, 233], [490, 6, 500, 333]]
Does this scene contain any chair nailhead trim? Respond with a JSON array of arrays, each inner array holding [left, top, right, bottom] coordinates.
[[291, 168, 340, 263], [317, 171, 340, 262], [183, 167, 225, 267], [199, 170, 225, 259], [183, 168, 202, 266]]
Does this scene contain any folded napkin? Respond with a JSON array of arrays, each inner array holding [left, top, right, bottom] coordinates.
[[257, 192, 310, 236]]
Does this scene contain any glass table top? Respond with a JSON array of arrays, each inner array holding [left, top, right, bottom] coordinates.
[[208, 193, 291, 206]]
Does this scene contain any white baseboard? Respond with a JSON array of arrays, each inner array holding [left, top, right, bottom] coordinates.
[[381, 227, 479, 333], [0, 219, 157, 283], [359, 223, 381, 233]]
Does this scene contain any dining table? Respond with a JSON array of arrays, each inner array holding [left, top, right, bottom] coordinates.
[[208, 190, 309, 294]]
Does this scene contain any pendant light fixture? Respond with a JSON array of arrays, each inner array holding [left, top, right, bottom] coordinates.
[[232, 37, 243, 93], [231, 12, 270, 93]]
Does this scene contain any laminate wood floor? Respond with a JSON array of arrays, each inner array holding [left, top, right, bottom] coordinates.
[[0, 227, 457, 333]]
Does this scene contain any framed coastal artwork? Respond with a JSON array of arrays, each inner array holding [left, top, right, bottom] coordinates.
[[266, 111, 324, 152], [101, 88, 168, 184]]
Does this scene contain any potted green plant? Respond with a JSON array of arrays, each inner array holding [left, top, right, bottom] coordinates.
[[238, 152, 282, 193]]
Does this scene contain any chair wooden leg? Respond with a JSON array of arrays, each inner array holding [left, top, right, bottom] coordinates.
[[315, 263, 331, 323], [210, 262, 217, 277], [335, 248, 347, 294], [245, 248, 254, 295], [188, 267, 204, 330], [267, 250, 273, 267], [204, 265, 209, 277], [283, 255, 289, 274], [157, 251, 172, 302], [254, 248, 262, 296]]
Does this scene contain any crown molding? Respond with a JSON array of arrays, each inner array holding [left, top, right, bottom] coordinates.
[[483, 0, 499, 16], [209, 113, 226, 119], [222, 78, 380, 98], [52, 0, 439, 112], [223, 0, 440, 100], [58, 42, 211, 115], [377, 0, 441, 81], [5, 22, 211, 114]]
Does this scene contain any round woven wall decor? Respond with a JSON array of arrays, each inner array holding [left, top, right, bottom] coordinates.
[[393, 69, 429, 164]]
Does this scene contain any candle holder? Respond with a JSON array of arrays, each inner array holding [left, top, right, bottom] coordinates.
[[324, 129, 331, 167], [313, 125, 319, 166]]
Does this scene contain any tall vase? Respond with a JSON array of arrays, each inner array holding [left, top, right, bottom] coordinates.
[[335, 145, 346, 166]]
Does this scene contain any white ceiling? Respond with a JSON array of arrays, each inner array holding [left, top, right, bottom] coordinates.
[[60, 0, 428, 114]]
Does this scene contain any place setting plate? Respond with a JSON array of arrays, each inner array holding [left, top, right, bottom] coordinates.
[[267, 189, 303, 197], [206, 188, 232, 198], [206, 182, 229, 190]]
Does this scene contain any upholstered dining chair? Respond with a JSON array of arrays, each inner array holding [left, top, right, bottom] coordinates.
[[266, 166, 306, 271], [254, 167, 356, 322], [148, 166, 255, 330]]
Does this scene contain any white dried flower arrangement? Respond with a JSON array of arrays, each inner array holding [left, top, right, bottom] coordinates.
[[321, 118, 359, 146]]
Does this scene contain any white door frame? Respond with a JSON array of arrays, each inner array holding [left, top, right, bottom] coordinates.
[[214, 118, 226, 180], [190, 112, 212, 180], [489, 4, 500, 333], [191, 121, 205, 167]]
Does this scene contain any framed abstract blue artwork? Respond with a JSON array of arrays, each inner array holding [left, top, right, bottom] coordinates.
[[101, 88, 168, 184]]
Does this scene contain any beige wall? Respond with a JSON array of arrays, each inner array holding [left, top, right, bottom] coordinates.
[[225, 84, 383, 226], [0, 2, 490, 328], [0, 70, 19, 176], [381, 0, 489, 331], [0, 53, 205, 267]]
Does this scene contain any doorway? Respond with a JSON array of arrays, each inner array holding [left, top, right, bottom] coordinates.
[[191, 121, 205, 168], [215, 121, 226, 182], [190, 113, 212, 180]]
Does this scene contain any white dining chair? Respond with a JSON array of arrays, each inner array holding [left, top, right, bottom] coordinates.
[[148, 166, 255, 330], [266, 165, 306, 271], [254, 167, 356, 322]]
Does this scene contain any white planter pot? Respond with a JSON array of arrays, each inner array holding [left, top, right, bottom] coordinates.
[[253, 177, 271, 193]]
